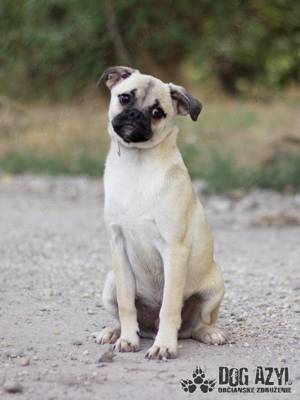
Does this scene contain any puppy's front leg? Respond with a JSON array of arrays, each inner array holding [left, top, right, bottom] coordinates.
[[111, 226, 140, 352], [146, 244, 188, 359]]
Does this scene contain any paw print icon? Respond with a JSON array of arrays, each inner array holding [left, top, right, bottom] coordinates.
[[180, 379, 197, 393], [193, 366, 206, 384], [180, 366, 216, 394]]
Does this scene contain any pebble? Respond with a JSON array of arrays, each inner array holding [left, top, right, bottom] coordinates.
[[87, 309, 95, 315], [72, 339, 83, 346], [83, 350, 89, 356], [40, 307, 50, 312], [17, 371, 29, 377], [5, 349, 24, 358], [98, 344, 114, 363], [44, 288, 54, 297], [243, 342, 250, 347], [209, 197, 232, 212], [3, 380, 23, 393], [20, 356, 30, 366]]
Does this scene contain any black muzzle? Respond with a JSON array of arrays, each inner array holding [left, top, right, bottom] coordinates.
[[112, 108, 152, 143]]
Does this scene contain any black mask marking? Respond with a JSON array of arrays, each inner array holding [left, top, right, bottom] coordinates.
[[112, 108, 152, 143]]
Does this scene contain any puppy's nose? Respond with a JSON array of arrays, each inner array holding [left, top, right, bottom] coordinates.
[[127, 109, 141, 120]]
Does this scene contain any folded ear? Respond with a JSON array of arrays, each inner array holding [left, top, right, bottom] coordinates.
[[97, 66, 139, 90], [169, 83, 202, 121]]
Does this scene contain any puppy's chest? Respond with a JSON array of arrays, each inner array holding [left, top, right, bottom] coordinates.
[[105, 176, 164, 256], [104, 159, 163, 224], [105, 162, 165, 297]]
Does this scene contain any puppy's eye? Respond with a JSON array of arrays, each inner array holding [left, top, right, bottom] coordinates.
[[151, 107, 166, 120], [118, 93, 131, 105]]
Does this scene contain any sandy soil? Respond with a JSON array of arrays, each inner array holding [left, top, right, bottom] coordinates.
[[0, 176, 299, 399]]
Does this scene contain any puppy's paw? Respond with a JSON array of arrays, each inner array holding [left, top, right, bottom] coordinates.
[[92, 327, 120, 345], [193, 326, 228, 345], [145, 341, 177, 360], [114, 335, 139, 352]]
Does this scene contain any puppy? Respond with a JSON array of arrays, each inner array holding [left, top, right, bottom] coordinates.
[[94, 66, 227, 359]]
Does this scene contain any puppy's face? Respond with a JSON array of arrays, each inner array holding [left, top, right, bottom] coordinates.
[[99, 66, 202, 149]]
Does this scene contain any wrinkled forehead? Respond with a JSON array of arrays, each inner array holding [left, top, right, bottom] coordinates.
[[112, 73, 172, 110]]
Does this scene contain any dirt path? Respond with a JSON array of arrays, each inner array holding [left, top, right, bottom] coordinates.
[[0, 176, 299, 399]]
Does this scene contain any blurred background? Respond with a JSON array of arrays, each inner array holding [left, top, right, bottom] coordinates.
[[1, 0, 299, 192]]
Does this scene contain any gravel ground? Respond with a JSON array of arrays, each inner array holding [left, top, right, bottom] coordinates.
[[0, 175, 299, 400]]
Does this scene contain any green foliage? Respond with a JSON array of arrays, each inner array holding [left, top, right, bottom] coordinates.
[[0, 0, 112, 98], [192, 0, 300, 92], [250, 153, 300, 191], [1, 147, 300, 193], [194, 149, 247, 192], [0, 0, 299, 98], [0, 151, 104, 176], [191, 150, 300, 193]]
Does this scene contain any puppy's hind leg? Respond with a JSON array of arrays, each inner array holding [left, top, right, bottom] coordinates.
[[192, 265, 228, 345], [93, 271, 121, 345]]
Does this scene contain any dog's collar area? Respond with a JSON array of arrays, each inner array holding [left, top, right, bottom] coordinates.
[[113, 125, 179, 155]]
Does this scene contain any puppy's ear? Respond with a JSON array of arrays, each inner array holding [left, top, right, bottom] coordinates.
[[169, 83, 202, 121], [97, 66, 138, 90]]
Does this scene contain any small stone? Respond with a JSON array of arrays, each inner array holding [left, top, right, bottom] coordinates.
[[227, 190, 245, 201], [72, 340, 83, 346], [5, 350, 11, 358], [98, 344, 114, 363], [44, 288, 54, 297], [83, 350, 89, 356], [17, 371, 29, 377], [3, 381, 23, 393], [209, 197, 232, 212], [87, 309, 95, 315], [20, 356, 30, 366], [243, 342, 250, 347], [294, 194, 300, 207], [5, 349, 24, 358], [40, 307, 50, 312]]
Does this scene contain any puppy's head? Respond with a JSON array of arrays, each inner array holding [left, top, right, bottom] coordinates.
[[98, 66, 202, 149]]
